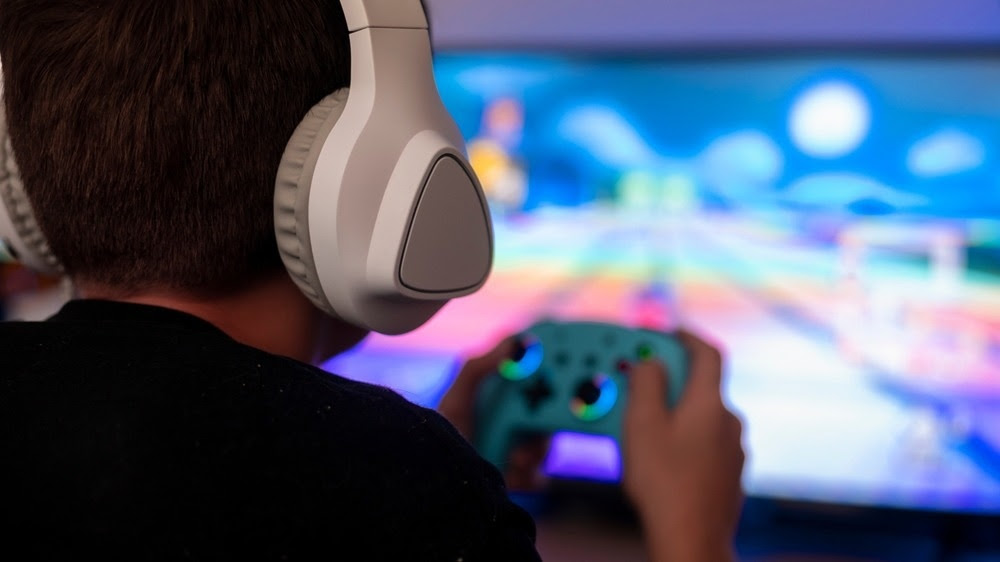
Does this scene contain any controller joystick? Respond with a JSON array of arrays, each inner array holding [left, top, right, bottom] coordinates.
[[571, 375, 618, 422], [474, 321, 689, 470], [499, 335, 544, 381], [575, 379, 603, 406]]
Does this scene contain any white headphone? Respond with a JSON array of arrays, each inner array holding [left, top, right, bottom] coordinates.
[[0, 0, 494, 335]]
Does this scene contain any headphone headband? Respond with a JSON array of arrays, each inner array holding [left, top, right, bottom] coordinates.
[[342, 0, 429, 31]]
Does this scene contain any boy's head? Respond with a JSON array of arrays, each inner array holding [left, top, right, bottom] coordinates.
[[0, 0, 351, 296]]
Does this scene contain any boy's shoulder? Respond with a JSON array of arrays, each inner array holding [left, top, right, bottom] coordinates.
[[0, 300, 540, 560], [1, 299, 463, 448]]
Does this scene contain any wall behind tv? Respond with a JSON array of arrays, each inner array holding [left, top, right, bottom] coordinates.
[[424, 0, 1000, 49]]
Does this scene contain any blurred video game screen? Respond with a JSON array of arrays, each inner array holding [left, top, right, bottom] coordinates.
[[325, 51, 1000, 514]]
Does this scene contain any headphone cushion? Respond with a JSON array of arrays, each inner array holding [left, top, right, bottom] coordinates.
[[0, 117, 63, 274], [274, 88, 349, 316]]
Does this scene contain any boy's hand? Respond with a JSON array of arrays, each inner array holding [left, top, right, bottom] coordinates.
[[623, 331, 745, 562], [438, 339, 549, 491]]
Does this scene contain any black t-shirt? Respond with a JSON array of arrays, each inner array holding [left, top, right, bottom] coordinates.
[[0, 300, 540, 561]]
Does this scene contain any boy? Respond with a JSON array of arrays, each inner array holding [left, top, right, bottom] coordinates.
[[0, 1, 744, 559]]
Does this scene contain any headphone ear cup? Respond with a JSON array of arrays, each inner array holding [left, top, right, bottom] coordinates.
[[274, 88, 350, 316]]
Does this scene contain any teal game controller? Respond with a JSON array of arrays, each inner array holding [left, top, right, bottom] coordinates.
[[474, 321, 689, 470]]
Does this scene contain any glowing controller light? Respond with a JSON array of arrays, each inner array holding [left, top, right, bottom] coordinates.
[[790, 81, 871, 159], [499, 337, 544, 381]]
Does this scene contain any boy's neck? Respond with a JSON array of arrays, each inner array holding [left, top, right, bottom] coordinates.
[[77, 273, 368, 364]]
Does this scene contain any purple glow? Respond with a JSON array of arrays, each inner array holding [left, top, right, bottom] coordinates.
[[544, 432, 622, 482], [321, 347, 459, 408], [428, 0, 1000, 49]]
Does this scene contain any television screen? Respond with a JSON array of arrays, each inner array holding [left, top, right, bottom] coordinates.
[[325, 52, 1000, 514]]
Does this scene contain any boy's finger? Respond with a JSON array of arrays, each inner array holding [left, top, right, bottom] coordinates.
[[676, 330, 724, 401], [626, 360, 671, 424]]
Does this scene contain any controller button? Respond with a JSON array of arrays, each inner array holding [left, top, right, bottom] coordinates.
[[637, 343, 655, 361], [522, 378, 554, 412], [555, 351, 570, 366], [617, 359, 632, 374], [584, 355, 599, 368]]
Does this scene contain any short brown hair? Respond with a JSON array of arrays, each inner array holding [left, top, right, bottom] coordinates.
[[0, 0, 351, 294]]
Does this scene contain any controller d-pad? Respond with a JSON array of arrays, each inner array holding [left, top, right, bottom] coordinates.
[[522, 378, 554, 412]]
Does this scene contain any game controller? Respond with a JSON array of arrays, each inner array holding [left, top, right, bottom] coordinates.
[[474, 321, 689, 469]]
